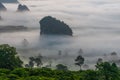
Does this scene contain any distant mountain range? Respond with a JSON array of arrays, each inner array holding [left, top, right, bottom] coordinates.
[[0, 0, 18, 3], [0, 25, 27, 33]]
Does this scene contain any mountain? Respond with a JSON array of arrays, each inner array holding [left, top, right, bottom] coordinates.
[[17, 4, 30, 12], [40, 16, 73, 36], [0, 2, 7, 11], [0, 0, 18, 3]]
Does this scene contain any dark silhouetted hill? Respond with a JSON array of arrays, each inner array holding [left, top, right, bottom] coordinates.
[[0, 2, 7, 11], [0, 25, 27, 32], [40, 16, 73, 36], [0, 0, 18, 3], [17, 4, 30, 12]]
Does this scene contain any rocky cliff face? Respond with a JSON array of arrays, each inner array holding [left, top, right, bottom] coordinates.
[[40, 16, 73, 36], [17, 4, 30, 12], [0, 2, 7, 11]]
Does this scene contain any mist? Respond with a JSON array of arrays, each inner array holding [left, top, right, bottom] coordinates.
[[0, 0, 120, 70]]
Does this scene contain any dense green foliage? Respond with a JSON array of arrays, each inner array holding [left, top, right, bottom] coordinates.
[[56, 64, 68, 71], [96, 62, 120, 80], [0, 44, 23, 70], [0, 64, 120, 80]]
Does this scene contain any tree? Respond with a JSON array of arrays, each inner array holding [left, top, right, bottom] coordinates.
[[110, 63, 120, 80], [110, 52, 118, 63], [34, 54, 43, 67], [96, 58, 103, 70], [97, 58, 103, 64], [0, 16, 2, 20], [96, 62, 119, 80], [25, 64, 30, 68], [58, 50, 62, 57], [78, 48, 83, 55], [22, 39, 29, 48], [111, 52, 117, 56], [28, 54, 43, 68], [83, 70, 99, 80], [0, 44, 23, 69], [103, 53, 107, 61], [28, 57, 35, 68], [28, 60, 34, 68], [75, 55, 84, 70], [56, 64, 68, 71]]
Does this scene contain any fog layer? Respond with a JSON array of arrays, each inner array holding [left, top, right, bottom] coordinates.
[[0, 0, 120, 70]]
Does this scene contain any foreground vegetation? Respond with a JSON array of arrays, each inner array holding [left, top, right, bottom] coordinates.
[[0, 64, 119, 80], [0, 44, 120, 80]]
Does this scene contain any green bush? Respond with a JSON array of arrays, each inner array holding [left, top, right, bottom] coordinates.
[[11, 68, 29, 77]]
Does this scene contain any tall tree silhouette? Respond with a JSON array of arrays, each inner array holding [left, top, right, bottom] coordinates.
[[75, 55, 84, 70]]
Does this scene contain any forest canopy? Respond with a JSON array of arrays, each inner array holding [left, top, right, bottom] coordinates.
[[0, 44, 120, 80]]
